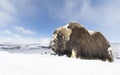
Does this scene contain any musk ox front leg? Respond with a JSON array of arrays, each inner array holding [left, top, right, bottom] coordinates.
[[107, 47, 113, 62], [71, 49, 77, 58]]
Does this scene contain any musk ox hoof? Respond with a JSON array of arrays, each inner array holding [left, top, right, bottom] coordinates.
[[50, 22, 113, 62]]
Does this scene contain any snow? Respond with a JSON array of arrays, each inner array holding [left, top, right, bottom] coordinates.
[[0, 51, 120, 75], [0, 44, 54, 54], [0, 43, 120, 75], [108, 47, 112, 51], [88, 30, 95, 35], [111, 43, 120, 59], [62, 24, 69, 28], [56, 24, 69, 30]]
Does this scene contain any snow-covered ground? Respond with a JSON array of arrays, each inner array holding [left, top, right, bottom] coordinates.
[[111, 43, 120, 59], [0, 43, 120, 75]]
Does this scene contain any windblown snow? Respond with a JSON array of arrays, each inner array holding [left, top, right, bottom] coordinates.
[[88, 30, 95, 35], [0, 43, 120, 75]]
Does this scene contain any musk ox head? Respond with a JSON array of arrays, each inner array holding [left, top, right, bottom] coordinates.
[[49, 24, 72, 56], [50, 22, 113, 62]]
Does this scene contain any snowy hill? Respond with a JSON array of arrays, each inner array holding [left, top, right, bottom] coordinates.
[[0, 43, 120, 58], [0, 43, 120, 75], [0, 44, 54, 54], [111, 43, 120, 59]]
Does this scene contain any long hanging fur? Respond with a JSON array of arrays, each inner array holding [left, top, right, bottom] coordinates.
[[50, 22, 113, 62]]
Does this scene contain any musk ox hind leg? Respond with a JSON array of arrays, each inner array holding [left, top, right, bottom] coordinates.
[[107, 47, 114, 62], [100, 48, 113, 62]]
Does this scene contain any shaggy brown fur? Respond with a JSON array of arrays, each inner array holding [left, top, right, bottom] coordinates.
[[50, 22, 113, 62], [67, 23, 99, 59], [92, 32, 113, 62]]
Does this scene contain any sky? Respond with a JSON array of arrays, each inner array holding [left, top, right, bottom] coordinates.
[[0, 0, 120, 45]]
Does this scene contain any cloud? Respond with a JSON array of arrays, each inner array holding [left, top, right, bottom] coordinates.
[[0, 0, 39, 26], [0, 37, 50, 45], [0, 30, 23, 39], [13, 34, 22, 38], [47, 0, 120, 42], [0, 0, 16, 13], [0, 0, 16, 26], [0, 0, 120, 42], [0, 29, 49, 45], [39, 38, 50, 46], [0, 26, 43, 45], [51, 0, 120, 27], [15, 26, 36, 35], [1, 30, 13, 35]]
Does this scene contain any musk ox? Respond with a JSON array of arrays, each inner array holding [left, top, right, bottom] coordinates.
[[50, 22, 113, 62]]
